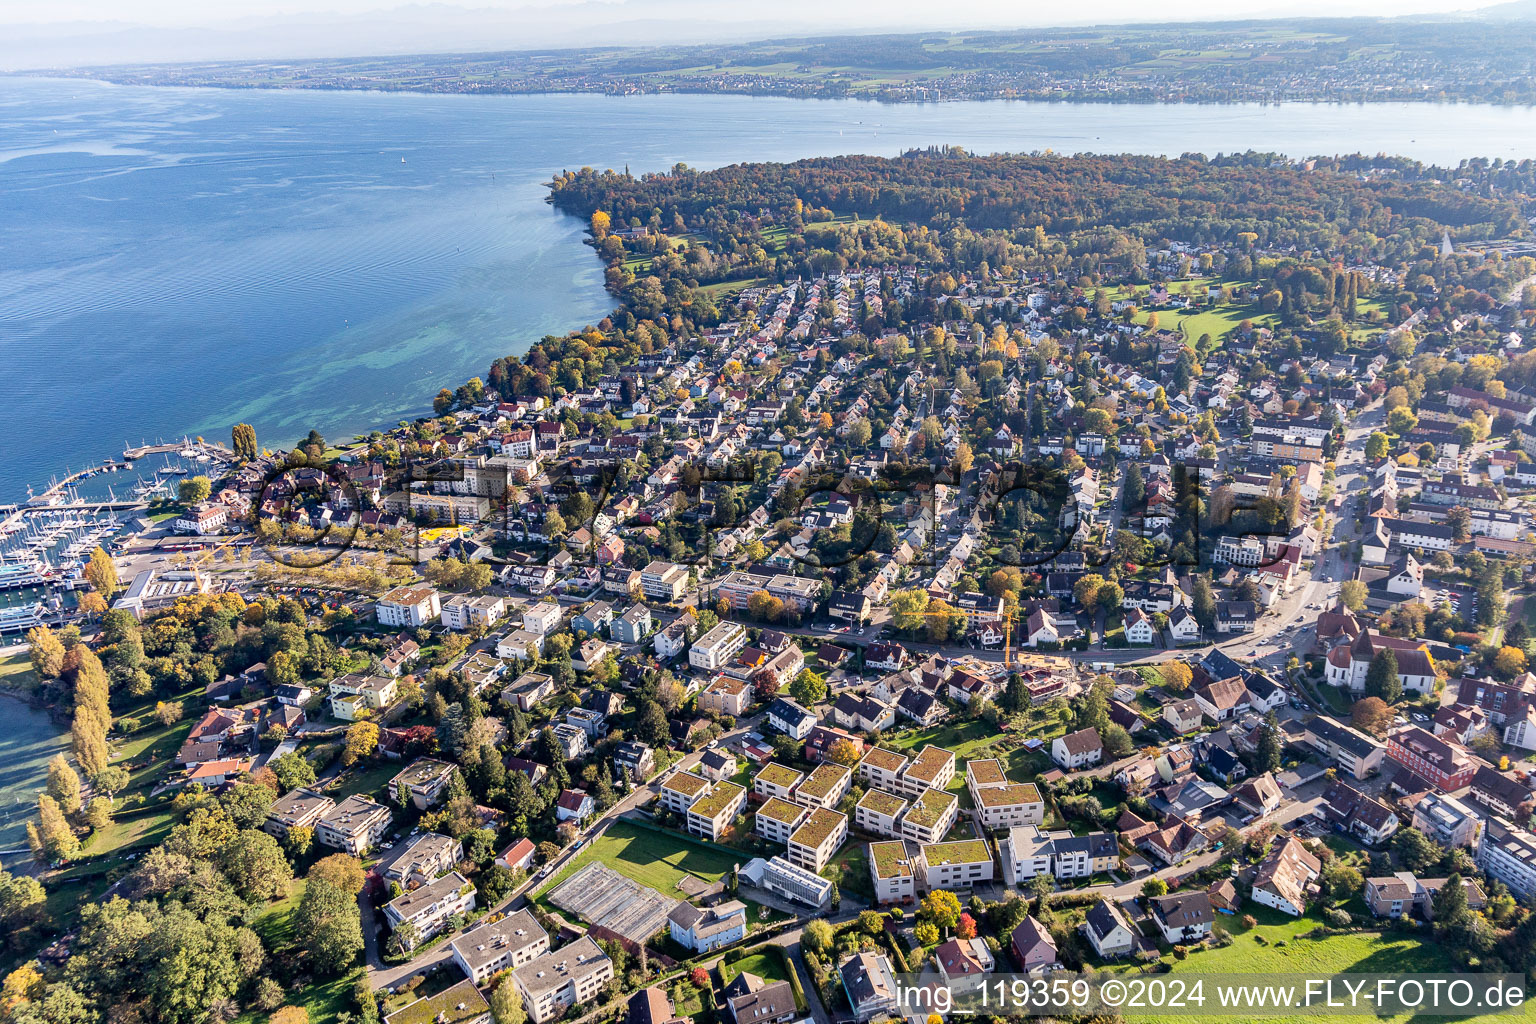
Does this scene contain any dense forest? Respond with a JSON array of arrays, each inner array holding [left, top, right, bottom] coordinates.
[[551, 150, 1529, 250]]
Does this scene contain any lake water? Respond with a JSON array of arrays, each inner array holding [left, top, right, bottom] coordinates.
[[6, 78, 1536, 501], [0, 692, 69, 852]]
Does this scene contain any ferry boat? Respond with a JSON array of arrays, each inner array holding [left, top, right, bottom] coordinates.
[[0, 561, 47, 591], [0, 602, 46, 633]]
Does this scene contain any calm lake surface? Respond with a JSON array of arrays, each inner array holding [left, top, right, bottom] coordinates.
[[5, 77, 1536, 505]]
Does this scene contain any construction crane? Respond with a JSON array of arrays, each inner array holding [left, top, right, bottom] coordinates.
[[908, 602, 1021, 669]]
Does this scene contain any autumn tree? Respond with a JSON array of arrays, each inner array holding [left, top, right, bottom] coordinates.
[[1350, 696, 1394, 737], [590, 211, 611, 238], [296, 876, 363, 974], [825, 739, 862, 767], [71, 649, 112, 778], [1160, 662, 1192, 692], [342, 721, 380, 766], [84, 547, 119, 599], [178, 475, 212, 505], [918, 889, 962, 935], [490, 978, 526, 1024], [1492, 645, 1527, 679], [1073, 573, 1107, 613], [35, 794, 78, 862], [46, 755, 81, 815], [1339, 580, 1368, 613], [789, 670, 827, 706], [26, 626, 65, 680], [747, 590, 784, 623], [1256, 710, 1283, 773]]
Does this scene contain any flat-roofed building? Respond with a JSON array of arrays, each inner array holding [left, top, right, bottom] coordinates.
[[854, 789, 908, 839], [377, 585, 442, 628], [451, 909, 549, 985], [380, 832, 463, 888], [699, 676, 753, 717], [501, 670, 555, 712], [640, 561, 689, 603], [918, 840, 995, 890], [383, 871, 475, 950], [974, 783, 1045, 830], [328, 673, 398, 722], [965, 758, 1008, 793], [755, 797, 810, 845], [513, 937, 615, 1024], [1476, 817, 1536, 898], [858, 747, 909, 792], [898, 745, 956, 795], [899, 788, 959, 846], [869, 840, 916, 905], [686, 781, 747, 841], [316, 794, 392, 855], [668, 900, 748, 954], [264, 788, 334, 840], [753, 762, 804, 803], [751, 855, 833, 909], [787, 808, 848, 872], [1412, 791, 1485, 848], [793, 763, 852, 809], [384, 979, 489, 1024], [390, 758, 457, 810], [690, 622, 751, 671], [1001, 824, 1118, 881], [441, 594, 505, 632], [659, 771, 712, 815]]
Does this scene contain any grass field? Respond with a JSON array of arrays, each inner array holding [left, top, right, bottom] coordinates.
[[533, 820, 738, 907], [718, 951, 789, 987], [0, 650, 39, 694], [1115, 906, 1459, 1024], [328, 762, 401, 801], [887, 718, 1005, 763]]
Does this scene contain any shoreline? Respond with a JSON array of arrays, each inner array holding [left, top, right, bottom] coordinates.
[[14, 73, 1536, 110]]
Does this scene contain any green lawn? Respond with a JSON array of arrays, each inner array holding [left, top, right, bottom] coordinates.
[[719, 952, 789, 987], [886, 718, 1004, 762], [820, 843, 873, 903], [328, 762, 401, 801], [533, 821, 739, 907], [1115, 906, 1459, 1023], [696, 277, 768, 299], [0, 650, 39, 694]]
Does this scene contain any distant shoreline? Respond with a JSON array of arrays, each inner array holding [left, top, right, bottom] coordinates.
[[20, 70, 1536, 109]]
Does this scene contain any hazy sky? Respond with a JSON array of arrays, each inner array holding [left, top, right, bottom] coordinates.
[[0, 0, 1513, 70], [0, 0, 1505, 28]]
